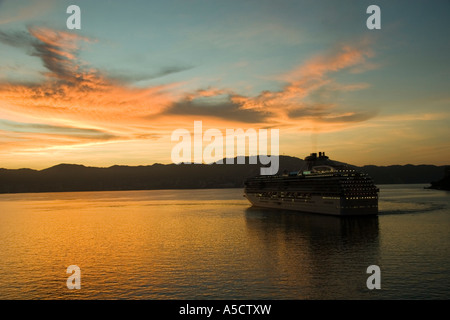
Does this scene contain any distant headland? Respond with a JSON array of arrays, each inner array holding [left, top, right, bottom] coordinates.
[[0, 156, 448, 194], [427, 166, 450, 191]]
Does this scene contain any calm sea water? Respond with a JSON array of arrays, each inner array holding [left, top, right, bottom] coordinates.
[[0, 184, 449, 300]]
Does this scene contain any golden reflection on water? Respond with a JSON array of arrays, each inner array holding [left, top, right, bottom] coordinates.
[[1, 187, 448, 299], [0, 189, 381, 299], [0, 190, 263, 299]]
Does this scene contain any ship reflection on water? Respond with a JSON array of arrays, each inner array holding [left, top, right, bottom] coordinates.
[[244, 207, 380, 299]]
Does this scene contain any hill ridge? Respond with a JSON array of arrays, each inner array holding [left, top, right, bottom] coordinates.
[[0, 156, 447, 194]]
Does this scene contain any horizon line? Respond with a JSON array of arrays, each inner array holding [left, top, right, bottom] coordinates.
[[1, 155, 449, 171]]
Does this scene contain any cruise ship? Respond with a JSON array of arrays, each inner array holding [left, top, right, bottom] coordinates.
[[244, 152, 379, 216]]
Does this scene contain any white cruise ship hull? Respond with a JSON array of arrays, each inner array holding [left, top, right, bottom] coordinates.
[[244, 193, 378, 216]]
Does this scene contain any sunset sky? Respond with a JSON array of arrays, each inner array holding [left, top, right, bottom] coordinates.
[[1, 0, 449, 169]]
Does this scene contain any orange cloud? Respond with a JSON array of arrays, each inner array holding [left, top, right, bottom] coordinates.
[[225, 42, 377, 129], [162, 42, 377, 132], [293, 45, 374, 79], [1, 27, 377, 132], [0, 27, 178, 128]]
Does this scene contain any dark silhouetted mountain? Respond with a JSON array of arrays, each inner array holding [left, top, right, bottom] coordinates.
[[427, 166, 450, 191], [359, 164, 447, 185], [0, 156, 447, 194]]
